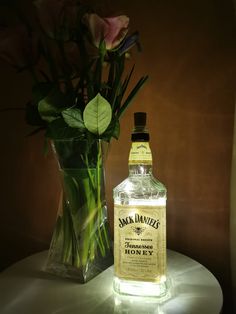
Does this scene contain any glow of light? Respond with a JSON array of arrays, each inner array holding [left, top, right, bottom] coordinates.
[[140, 165, 145, 175], [113, 276, 168, 298]]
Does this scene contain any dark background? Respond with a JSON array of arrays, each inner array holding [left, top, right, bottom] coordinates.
[[0, 0, 235, 312]]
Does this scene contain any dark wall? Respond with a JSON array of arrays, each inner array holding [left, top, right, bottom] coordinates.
[[105, 1, 235, 312], [0, 0, 235, 312]]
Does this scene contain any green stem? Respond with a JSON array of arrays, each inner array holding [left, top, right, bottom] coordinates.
[[98, 142, 110, 251], [62, 199, 72, 263], [96, 141, 106, 256], [66, 197, 80, 267], [84, 155, 95, 190], [95, 233, 104, 257], [103, 220, 110, 250], [88, 186, 96, 261], [54, 141, 111, 269], [81, 177, 93, 266]]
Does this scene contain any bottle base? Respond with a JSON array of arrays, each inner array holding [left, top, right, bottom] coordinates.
[[113, 276, 170, 298]]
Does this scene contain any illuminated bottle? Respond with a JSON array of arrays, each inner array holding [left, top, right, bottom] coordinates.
[[113, 112, 167, 297]]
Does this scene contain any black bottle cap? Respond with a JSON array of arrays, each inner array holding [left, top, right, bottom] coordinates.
[[131, 112, 150, 142], [134, 112, 146, 128]]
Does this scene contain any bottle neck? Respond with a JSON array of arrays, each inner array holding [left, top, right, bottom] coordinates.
[[129, 164, 153, 176], [128, 141, 153, 176]]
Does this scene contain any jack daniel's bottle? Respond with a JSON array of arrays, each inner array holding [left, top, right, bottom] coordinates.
[[113, 112, 167, 297]]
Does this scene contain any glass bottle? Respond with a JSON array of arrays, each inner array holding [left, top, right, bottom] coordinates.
[[113, 112, 167, 297]]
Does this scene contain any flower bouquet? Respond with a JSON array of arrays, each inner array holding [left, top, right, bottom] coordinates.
[[0, 0, 148, 282]]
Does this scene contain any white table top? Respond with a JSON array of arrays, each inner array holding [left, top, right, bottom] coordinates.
[[0, 250, 223, 314]]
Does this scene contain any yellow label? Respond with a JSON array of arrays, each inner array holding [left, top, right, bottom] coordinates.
[[114, 204, 166, 282], [128, 142, 152, 165]]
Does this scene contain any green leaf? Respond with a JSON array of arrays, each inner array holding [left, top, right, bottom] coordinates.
[[120, 64, 135, 100], [109, 54, 125, 108], [62, 108, 85, 130], [107, 60, 115, 97], [32, 82, 54, 103], [99, 40, 106, 57], [117, 75, 149, 118], [38, 88, 76, 122], [38, 99, 60, 122], [113, 119, 120, 139], [113, 64, 135, 114], [102, 118, 120, 141], [83, 93, 112, 136], [45, 118, 84, 140]]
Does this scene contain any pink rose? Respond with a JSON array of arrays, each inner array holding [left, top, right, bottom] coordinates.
[[83, 14, 129, 50], [0, 25, 39, 69]]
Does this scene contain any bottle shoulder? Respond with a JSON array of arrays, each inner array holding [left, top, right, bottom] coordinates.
[[113, 174, 167, 201]]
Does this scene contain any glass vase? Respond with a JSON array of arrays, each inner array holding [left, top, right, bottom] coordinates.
[[44, 138, 113, 283]]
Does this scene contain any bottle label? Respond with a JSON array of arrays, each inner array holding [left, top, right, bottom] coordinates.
[[114, 204, 166, 282], [128, 142, 152, 165]]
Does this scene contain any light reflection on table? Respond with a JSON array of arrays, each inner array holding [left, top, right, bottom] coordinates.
[[0, 250, 222, 314]]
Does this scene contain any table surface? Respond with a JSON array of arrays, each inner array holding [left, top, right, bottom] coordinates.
[[0, 250, 223, 314]]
